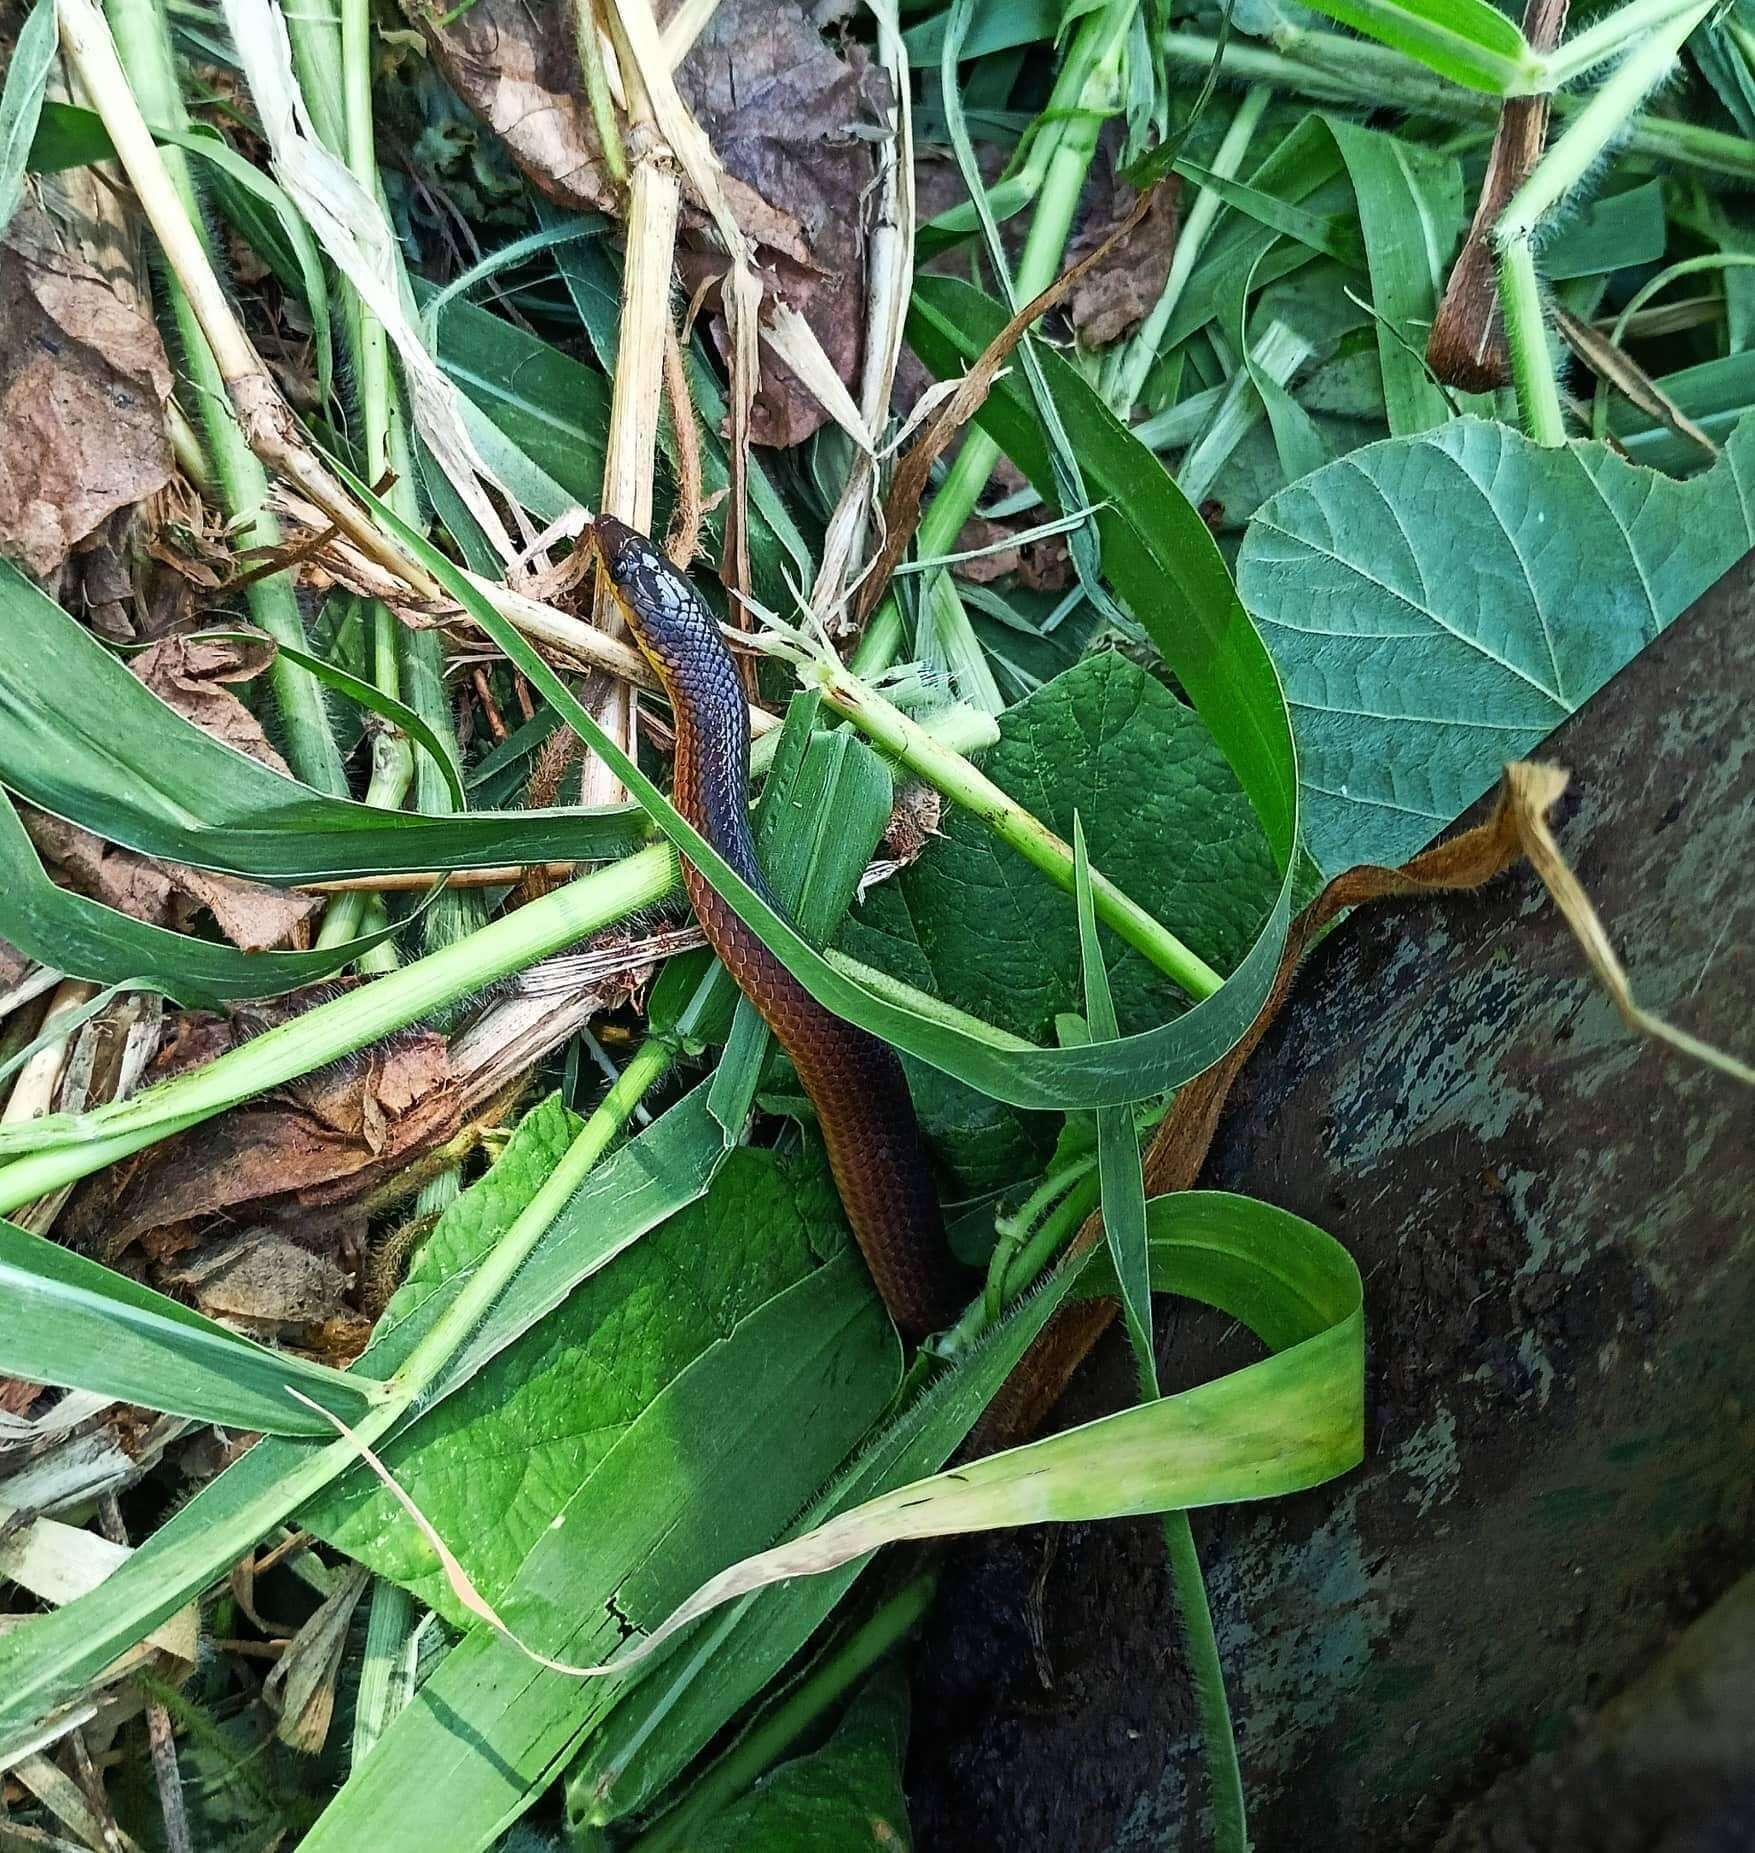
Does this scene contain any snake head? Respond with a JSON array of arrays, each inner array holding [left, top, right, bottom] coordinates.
[[591, 514, 717, 674]]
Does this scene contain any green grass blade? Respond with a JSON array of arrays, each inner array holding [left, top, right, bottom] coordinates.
[[0, 786, 401, 1005], [0, 1217, 390, 1432], [579, 1192, 1364, 1671], [1071, 814, 1155, 1393], [0, 559, 641, 881], [0, 0, 57, 236], [1294, 0, 1540, 92]]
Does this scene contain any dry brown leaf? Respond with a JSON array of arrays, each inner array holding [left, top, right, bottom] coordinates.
[[0, 206, 173, 574], [66, 1017, 463, 1260], [418, 0, 886, 446], [1063, 149, 1179, 348], [160, 1227, 353, 1335], [128, 633, 290, 768]]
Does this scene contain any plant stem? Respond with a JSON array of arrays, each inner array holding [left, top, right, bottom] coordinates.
[[99, 0, 345, 797], [817, 661, 1224, 1002], [1498, 236, 1566, 443], [0, 845, 680, 1209], [1107, 85, 1271, 416], [317, 0, 419, 948], [1540, 0, 1710, 88], [625, 1569, 940, 1853], [1495, 0, 1718, 243], [983, 1156, 1095, 1321], [571, 0, 627, 188], [1158, 27, 1755, 180], [390, 1036, 672, 1399]]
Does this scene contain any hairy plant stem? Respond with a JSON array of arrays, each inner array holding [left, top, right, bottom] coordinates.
[[853, 0, 1139, 681], [1159, 27, 1755, 180], [98, 0, 345, 797], [1495, 0, 1720, 242], [1498, 237, 1566, 443]]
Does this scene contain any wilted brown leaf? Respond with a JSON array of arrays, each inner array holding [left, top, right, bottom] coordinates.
[[416, 0, 887, 445], [160, 1227, 354, 1336], [68, 1019, 462, 1259], [1063, 150, 1178, 347], [129, 633, 290, 769], [23, 810, 321, 953], [0, 206, 172, 575]]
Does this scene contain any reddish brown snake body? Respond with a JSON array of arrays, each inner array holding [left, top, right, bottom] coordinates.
[[593, 515, 961, 1339]]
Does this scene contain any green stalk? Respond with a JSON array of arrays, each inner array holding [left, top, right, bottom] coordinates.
[[390, 1035, 671, 1396], [818, 661, 1224, 1002], [624, 1570, 940, 1853], [1159, 27, 1755, 180], [1497, 238, 1565, 444], [1106, 85, 1271, 416], [0, 844, 680, 1211], [1539, 0, 1713, 88], [105, 0, 345, 796], [853, 0, 1139, 679], [317, 0, 417, 950], [1495, 0, 1719, 243], [1162, 1511, 1246, 1850]]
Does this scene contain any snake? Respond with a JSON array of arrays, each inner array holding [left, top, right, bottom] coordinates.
[[592, 514, 962, 1339]]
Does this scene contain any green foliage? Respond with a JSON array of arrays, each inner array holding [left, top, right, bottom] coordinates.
[[306, 1127, 851, 1617], [1239, 415, 1755, 869], [841, 651, 1275, 1192], [684, 1662, 914, 1853]]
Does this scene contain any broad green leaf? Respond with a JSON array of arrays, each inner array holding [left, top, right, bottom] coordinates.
[[904, 0, 1058, 59], [24, 98, 110, 174], [0, 0, 56, 236], [1238, 414, 1755, 870], [1544, 180, 1665, 281], [560, 1191, 1364, 1686], [838, 652, 1278, 1192], [0, 1082, 727, 1737], [687, 1662, 913, 1853], [0, 558, 641, 880], [305, 1138, 851, 1618], [298, 1256, 899, 1853], [569, 1227, 1083, 1831], [1294, 0, 1539, 92], [0, 1218, 388, 1433]]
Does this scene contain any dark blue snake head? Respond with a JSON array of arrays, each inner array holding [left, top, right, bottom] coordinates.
[[592, 514, 719, 678]]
